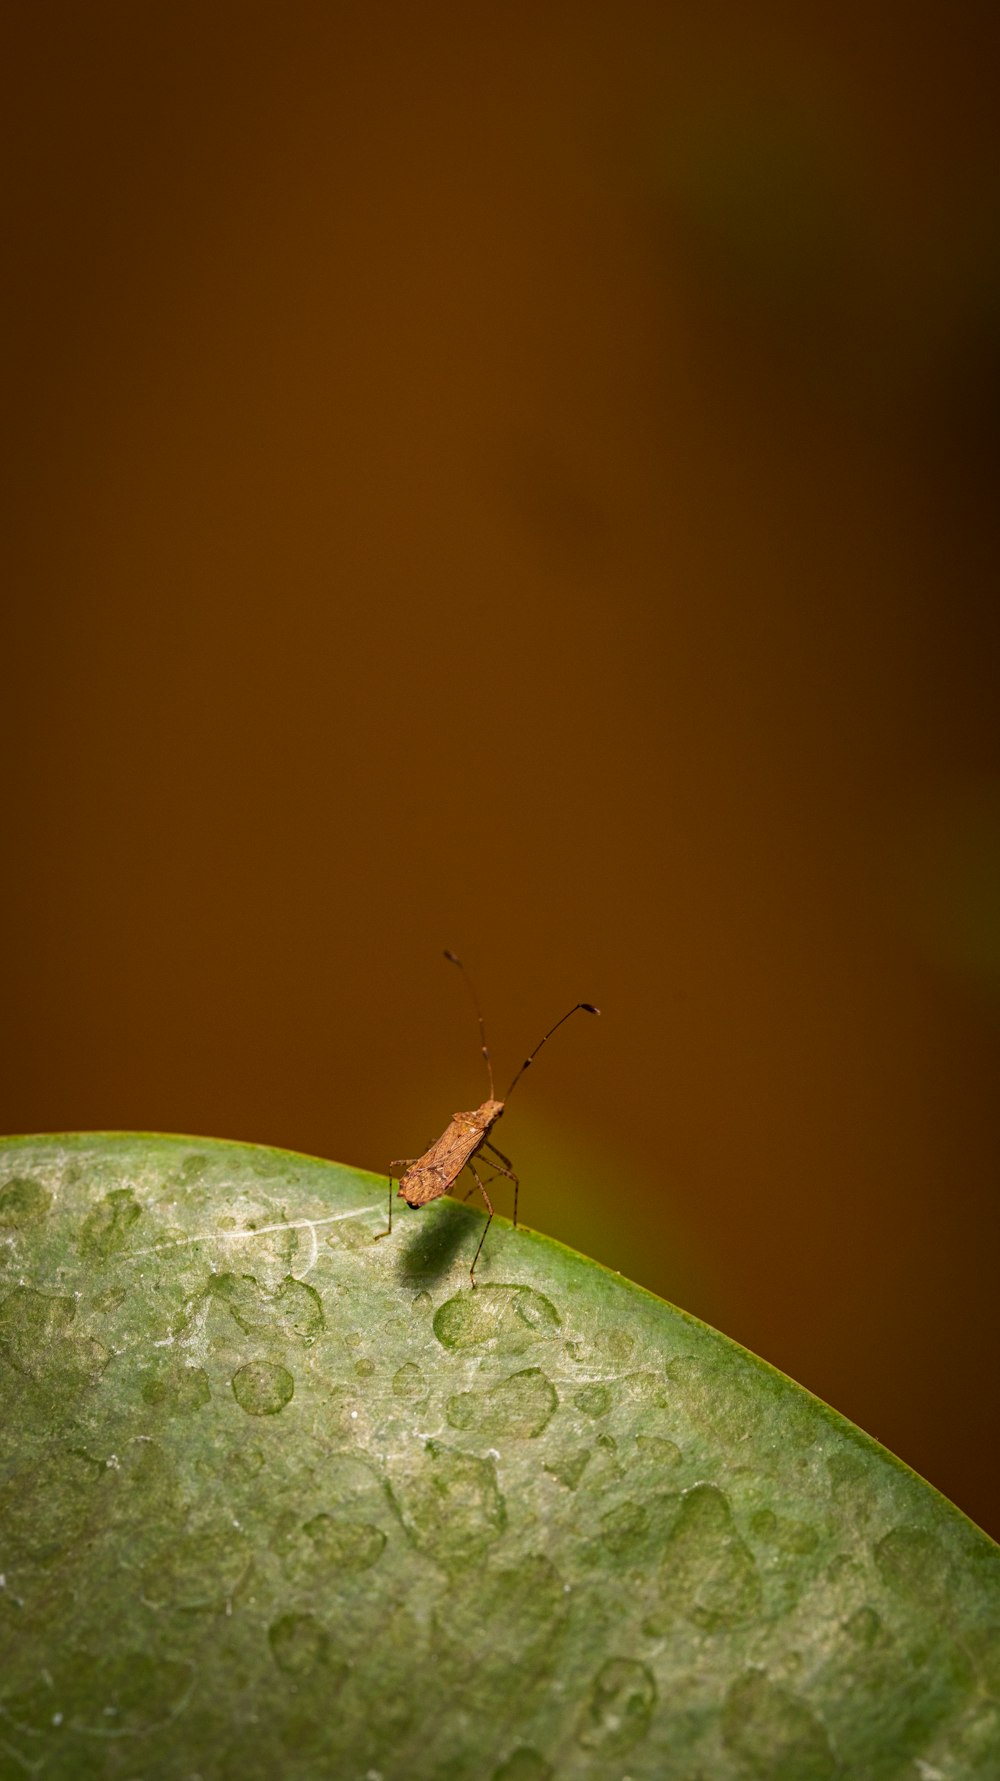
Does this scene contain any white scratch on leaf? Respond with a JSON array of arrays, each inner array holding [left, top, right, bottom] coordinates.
[[123, 1205, 371, 1261]]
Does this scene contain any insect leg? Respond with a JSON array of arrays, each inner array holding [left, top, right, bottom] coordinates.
[[373, 1175, 394, 1242], [460, 1168, 502, 1201], [482, 1141, 520, 1228], [464, 1160, 495, 1287], [374, 1160, 419, 1243]]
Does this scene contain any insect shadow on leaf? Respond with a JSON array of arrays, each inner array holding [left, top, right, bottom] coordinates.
[[397, 1196, 478, 1284]]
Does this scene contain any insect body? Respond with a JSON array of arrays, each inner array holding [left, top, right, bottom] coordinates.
[[376, 952, 599, 1285]]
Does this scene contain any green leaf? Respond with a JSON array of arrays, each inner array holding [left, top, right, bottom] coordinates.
[[0, 1133, 997, 1779]]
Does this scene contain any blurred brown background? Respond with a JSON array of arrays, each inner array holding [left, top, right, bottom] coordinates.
[[3, 4, 999, 1537]]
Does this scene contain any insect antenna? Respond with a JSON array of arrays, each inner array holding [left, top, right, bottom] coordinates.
[[504, 1001, 600, 1102], [444, 949, 494, 1098]]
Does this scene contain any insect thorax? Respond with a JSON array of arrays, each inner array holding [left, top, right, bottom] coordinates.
[[472, 1098, 504, 1130]]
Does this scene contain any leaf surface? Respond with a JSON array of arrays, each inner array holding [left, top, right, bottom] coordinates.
[[0, 1133, 997, 1779]]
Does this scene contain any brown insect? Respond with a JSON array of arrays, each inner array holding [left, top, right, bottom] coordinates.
[[375, 951, 599, 1285]]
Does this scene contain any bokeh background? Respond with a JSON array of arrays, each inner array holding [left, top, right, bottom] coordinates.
[[4, 3, 999, 1537]]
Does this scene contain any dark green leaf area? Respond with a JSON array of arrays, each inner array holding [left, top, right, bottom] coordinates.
[[0, 1134, 997, 1780]]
